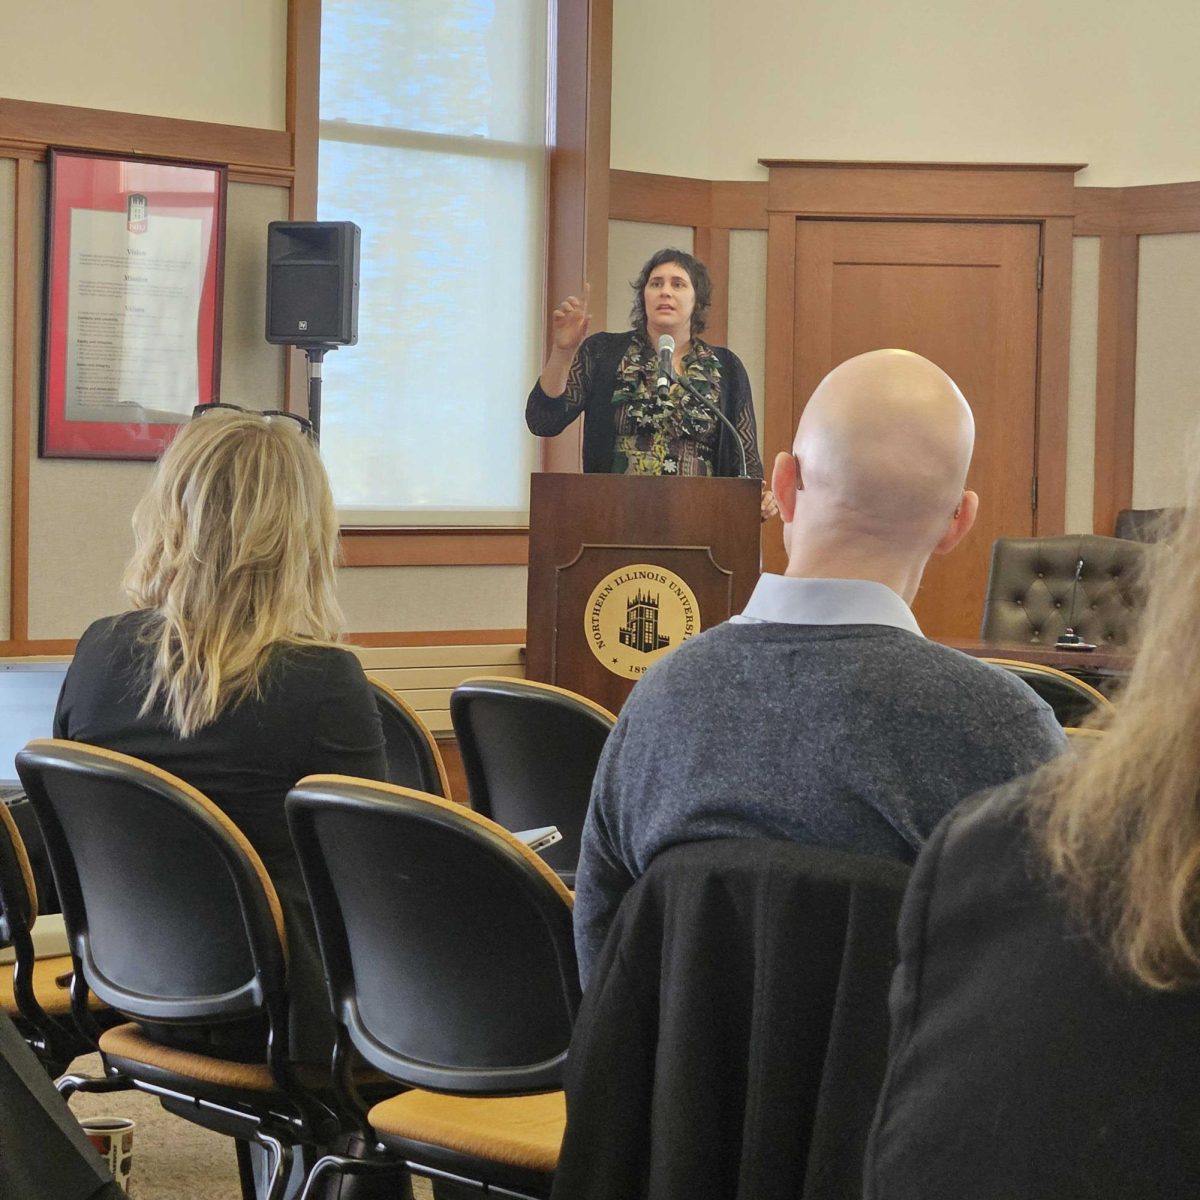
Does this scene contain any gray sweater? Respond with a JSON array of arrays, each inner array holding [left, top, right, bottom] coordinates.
[[574, 621, 1067, 985]]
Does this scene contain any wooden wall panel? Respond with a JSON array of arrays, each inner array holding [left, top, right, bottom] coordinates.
[[1093, 234, 1139, 536], [0, 99, 291, 181], [1035, 217, 1075, 534]]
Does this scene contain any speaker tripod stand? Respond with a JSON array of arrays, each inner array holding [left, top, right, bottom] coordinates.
[[301, 344, 338, 441]]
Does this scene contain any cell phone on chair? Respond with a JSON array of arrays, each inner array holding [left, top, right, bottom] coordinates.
[[514, 826, 563, 855]]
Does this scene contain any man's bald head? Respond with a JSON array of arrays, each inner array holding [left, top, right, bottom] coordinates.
[[794, 349, 974, 545], [772, 350, 979, 598]]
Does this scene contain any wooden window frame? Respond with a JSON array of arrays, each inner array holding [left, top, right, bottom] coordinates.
[[291, 0, 613, 567]]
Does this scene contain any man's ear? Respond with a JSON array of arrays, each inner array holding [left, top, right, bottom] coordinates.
[[771, 451, 800, 524], [933, 489, 979, 555]]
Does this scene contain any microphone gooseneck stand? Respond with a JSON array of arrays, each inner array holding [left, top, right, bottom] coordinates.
[[1055, 553, 1096, 651], [654, 335, 750, 478]]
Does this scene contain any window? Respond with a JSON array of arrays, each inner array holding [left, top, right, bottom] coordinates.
[[318, 0, 549, 526]]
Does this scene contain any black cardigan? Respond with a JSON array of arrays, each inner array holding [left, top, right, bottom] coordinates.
[[866, 778, 1200, 1199], [552, 838, 909, 1200], [526, 330, 763, 479]]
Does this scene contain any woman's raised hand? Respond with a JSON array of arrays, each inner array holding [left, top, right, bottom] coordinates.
[[551, 284, 591, 353]]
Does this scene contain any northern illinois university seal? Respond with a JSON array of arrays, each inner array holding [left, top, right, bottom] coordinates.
[[585, 563, 700, 679]]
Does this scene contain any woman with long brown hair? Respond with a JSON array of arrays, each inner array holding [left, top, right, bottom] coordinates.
[[866, 490, 1200, 1196], [54, 405, 386, 1065]]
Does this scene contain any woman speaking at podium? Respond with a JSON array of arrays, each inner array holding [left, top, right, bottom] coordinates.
[[526, 248, 775, 515]]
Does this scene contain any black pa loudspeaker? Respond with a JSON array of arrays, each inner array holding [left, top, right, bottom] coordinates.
[[265, 221, 360, 347]]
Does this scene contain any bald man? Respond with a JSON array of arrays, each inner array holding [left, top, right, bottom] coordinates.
[[573, 349, 1066, 985]]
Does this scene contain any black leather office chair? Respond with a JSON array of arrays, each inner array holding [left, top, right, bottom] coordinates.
[[981, 658, 1113, 728], [286, 775, 581, 1200], [450, 677, 616, 885], [366, 675, 450, 796], [550, 838, 910, 1200], [1113, 507, 1181, 543], [16, 739, 341, 1200], [979, 534, 1150, 647]]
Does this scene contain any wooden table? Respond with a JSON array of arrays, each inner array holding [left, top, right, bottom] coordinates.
[[945, 640, 1133, 690]]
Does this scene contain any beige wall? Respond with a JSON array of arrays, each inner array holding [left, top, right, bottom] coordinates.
[[1, 0, 288, 130], [1133, 233, 1200, 510], [613, 0, 1200, 187]]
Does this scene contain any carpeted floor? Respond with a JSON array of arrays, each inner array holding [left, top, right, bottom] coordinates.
[[66, 1053, 242, 1199]]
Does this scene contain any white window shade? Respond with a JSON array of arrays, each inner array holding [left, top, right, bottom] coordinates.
[[318, 0, 548, 526]]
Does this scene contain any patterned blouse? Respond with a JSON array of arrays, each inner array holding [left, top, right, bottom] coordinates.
[[611, 334, 724, 477]]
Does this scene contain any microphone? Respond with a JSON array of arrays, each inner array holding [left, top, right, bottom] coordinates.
[[1055, 555, 1096, 651], [655, 334, 675, 396]]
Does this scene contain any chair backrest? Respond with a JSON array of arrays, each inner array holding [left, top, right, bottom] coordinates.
[[450, 677, 615, 879], [286, 775, 580, 1095], [981, 658, 1112, 728], [1114, 507, 1182, 543], [367, 676, 450, 797], [980, 534, 1150, 647], [550, 838, 911, 1200], [15, 740, 288, 1030]]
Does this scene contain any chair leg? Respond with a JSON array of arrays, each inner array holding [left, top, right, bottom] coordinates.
[[258, 1131, 294, 1200], [236, 1138, 258, 1200], [56, 1069, 130, 1100], [297, 1153, 403, 1200]]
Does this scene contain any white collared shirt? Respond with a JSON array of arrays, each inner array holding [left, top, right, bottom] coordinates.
[[730, 574, 924, 637]]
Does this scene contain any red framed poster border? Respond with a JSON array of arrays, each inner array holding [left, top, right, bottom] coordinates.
[[40, 148, 228, 461]]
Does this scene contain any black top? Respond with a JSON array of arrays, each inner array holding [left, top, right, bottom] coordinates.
[[525, 330, 763, 479], [54, 611, 387, 1062], [866, 776, 1200, 1199]]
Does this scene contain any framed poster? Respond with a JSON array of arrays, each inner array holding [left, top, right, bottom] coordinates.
[[40, 149, 227, 460]]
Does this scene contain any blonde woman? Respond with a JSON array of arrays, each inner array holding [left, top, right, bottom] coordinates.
[[865, 499, 1200, 1195], [53, 406, 385, 1064]]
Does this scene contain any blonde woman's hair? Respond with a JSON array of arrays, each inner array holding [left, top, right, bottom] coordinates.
[[1030, 496, 1200, 989], [123, 410, 343, 737]]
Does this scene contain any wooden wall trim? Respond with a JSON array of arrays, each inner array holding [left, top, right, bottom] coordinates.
[[9, 159, 35, 645], [285, 0, 322, 413], [346, 629, 526, 648], [542, 0, 612, 475], [609, 170, 713, 227], [0, 630, 527, 658], [0, 98, 292, 176], [1093, 234, 1139, 535], [1076, 182, 1200, 236], [763, 161, 1081, 219], [609, 170, 768, 231], [340, 528, 529, 567], [1034, 218, 1074, 535]]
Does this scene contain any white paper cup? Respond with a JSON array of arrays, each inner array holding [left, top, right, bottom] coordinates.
[[80, 1116, 135, 1193]]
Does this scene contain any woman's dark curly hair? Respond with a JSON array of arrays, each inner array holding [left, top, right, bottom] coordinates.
[[629, 248, 712, 338]]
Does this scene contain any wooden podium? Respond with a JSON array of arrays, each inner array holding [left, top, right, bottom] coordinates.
[[525, 473, 762, 713]]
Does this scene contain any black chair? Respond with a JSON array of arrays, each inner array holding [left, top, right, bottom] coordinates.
[[366, 675, 450, 797], [1113, 507, 1181, 543], [0, 799, 93, 1072], [286, 775, 581, 1200], [980, 658, 1113, 728], [450, 677, 615, 885], [15, 739, 341, 1200], [979, 534, 1150, 648], [550, 838, 910, 1200]]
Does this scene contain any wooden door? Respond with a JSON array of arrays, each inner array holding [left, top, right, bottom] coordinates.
[[789, 219, 1041, 640]]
